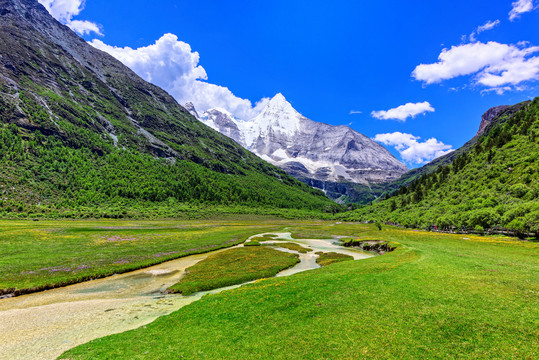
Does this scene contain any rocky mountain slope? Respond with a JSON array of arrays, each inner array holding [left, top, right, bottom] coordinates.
[[190, 94, 408, 203], [0, 0, 334, 215]]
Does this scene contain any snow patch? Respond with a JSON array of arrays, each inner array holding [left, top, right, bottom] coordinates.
[[272, 148, 290, 160]]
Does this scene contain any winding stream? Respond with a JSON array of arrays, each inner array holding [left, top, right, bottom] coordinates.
[[0, 232, 372, 360]]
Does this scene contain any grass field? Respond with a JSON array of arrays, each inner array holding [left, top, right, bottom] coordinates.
[[273, 242, 312, 253], [167, 246, 300, 295], [315, 251, 354, 266], [59, 223, 539, 359], [0, 218, 285, 296]]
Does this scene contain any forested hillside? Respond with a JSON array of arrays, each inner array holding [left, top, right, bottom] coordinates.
[[338, 98, 539, 237], [0, 0, 335, 217]]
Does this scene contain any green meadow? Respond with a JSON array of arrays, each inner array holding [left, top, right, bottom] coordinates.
[[315, 251, 354, 266], [57, 222, 538, 359], [272, 242, 312, 253], [0, 218, 284, 296]]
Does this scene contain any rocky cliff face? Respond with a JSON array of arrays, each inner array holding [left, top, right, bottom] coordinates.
[[476, 105, 510, 137], [194, 94, 408, 202]]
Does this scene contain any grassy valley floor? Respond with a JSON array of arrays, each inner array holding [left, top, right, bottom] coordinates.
[[0, 218, 290, 296], [56, 222, 538, 359]]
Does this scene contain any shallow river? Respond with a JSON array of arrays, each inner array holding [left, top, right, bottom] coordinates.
[[0, 232, 372, 360]]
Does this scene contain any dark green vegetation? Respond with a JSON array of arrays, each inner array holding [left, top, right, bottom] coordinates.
[[0, 219, 281, 296], [315, 251, 353, 266], [341, 99, 539, 236], [166, 246, 299, 295], [0, 0, 334, 218], [379, 103, 529, 196], [61, 223, 538, 359], [274, 242, 311, 253], [342, 239, 397, 254]]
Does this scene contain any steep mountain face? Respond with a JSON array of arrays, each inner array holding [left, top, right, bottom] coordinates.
[[202, 108, 244, 145], [476, 105, 509, 137], [193, 94, 408, 203], [0, 0, 333, 213], [343, 98, 538, 236]]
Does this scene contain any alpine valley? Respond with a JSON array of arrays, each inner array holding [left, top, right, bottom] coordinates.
[[0, 1, 538, 360]]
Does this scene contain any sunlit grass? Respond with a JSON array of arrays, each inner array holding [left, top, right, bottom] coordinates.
[[315, 251, 353, 266], [61, 223, 539, 359], [0, 219, 285, 296]]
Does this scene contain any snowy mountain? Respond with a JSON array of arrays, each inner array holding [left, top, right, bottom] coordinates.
[[190, 94, 408, 203]]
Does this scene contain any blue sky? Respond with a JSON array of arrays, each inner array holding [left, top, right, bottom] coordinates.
[[39, 0, 538, 167]]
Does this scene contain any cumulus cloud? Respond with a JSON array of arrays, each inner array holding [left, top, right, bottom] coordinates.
[[38, 0, 83, 22], [374, 132, 453, 165], [509, 0, 535, 21], [412, 41, 539, 92], [38, 0, 102, 36], [371, 102, 434, 122], [90, 34, 268, 120]]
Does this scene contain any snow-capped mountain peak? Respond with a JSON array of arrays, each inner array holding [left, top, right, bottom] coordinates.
[[186, 94, 408, 202], [264, 93, 298, 114], [251, 93, 302, 140], [198, 106, 245, 145]]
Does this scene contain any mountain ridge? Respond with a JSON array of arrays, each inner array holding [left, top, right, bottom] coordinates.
[[382, 100, 531, 195]]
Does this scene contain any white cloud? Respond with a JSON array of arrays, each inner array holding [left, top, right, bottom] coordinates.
[[374, 132, 453, 165], [90, 34, 267, 120], [67, 20, 102, 36], [468, 20, 500, 42], [480, 86, 519, 95], [412, 41, 539, 92], [477, 51, 539, 87], [476, 20, 501, 34], [38, 0, 102, 36], [371, 102, 434, 122], [349, 110, 362, 114], [38, 0, 83, 22], [509, 0, 535, 21]]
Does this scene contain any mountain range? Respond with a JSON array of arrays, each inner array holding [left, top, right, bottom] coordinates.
[[188, 94, 408, 203], [0, 0, 536, 235]]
